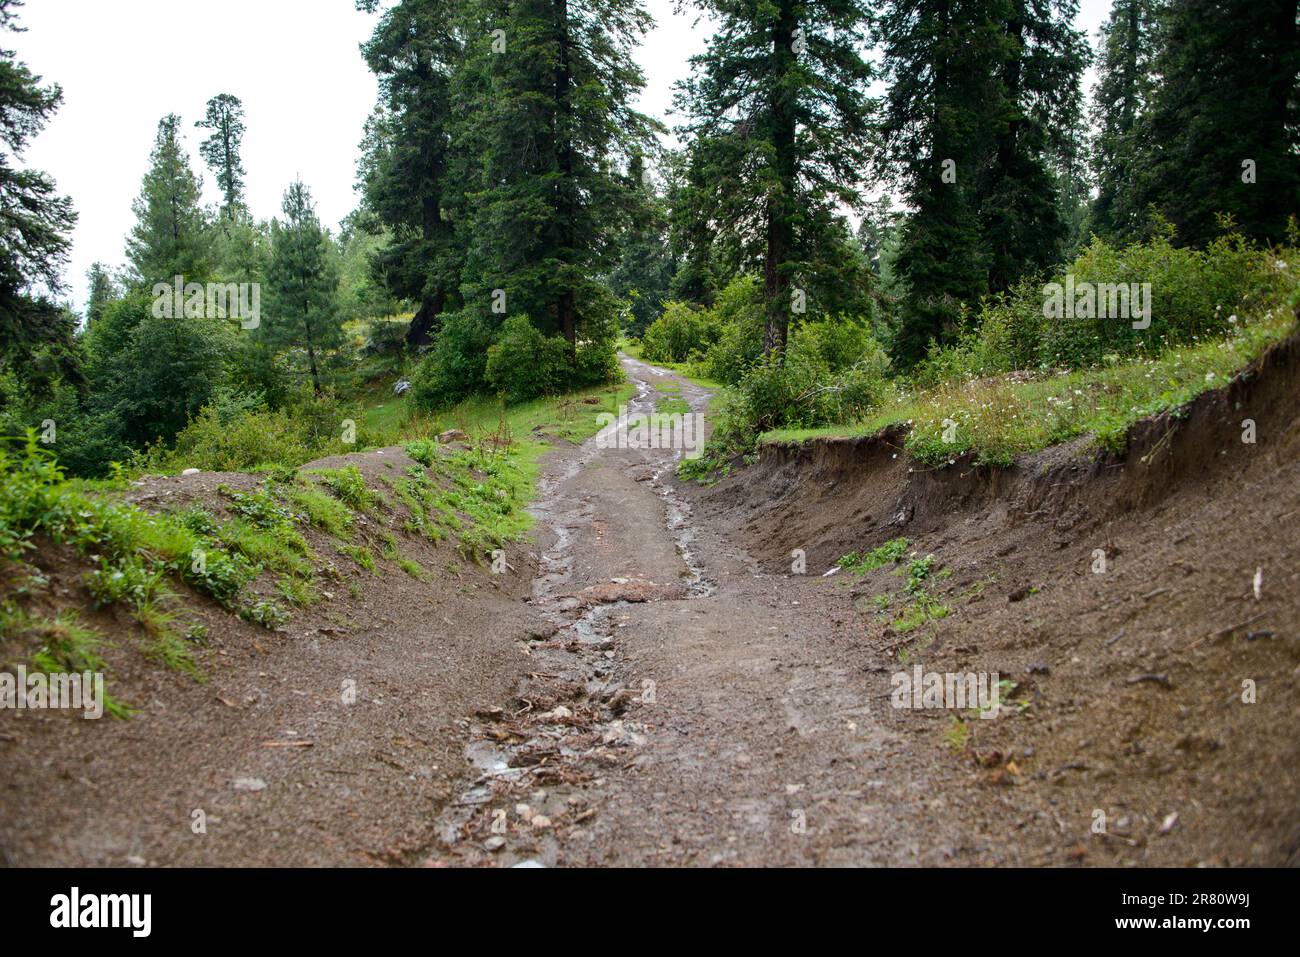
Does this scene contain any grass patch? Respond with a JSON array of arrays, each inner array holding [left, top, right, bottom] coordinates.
[[338, 543, 376, 573], [286, 484, 354, 537], [656, 397, 692, 416], [311, 466, 378, 512], [398, 557, 426, 580], [761, 308, 1297, 466], [1, 605, 133, 718], [838, 537, 911, 573]]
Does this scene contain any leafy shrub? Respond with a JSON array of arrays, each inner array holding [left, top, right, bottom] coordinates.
[[702, 276, 766, 384], [485, 315, 571, 402], [146, 388, 377, 474], [687, 335, 893, 479], [921, 227, 1284, 380], [641, 301, 718, 363], [410, 309, 493, 411]]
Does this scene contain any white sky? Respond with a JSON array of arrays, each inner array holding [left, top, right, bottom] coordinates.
[[12, 0, 1109, 312]]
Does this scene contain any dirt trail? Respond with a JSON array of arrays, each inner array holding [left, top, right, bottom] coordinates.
[[427, 348, 1300, 867], [426, 356, 1009, 866]]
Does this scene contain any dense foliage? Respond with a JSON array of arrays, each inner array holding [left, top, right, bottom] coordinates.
[[0, 0, 1294, 486]]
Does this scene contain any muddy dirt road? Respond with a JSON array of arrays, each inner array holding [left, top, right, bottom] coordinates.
[[428, 356, 1044, 866]]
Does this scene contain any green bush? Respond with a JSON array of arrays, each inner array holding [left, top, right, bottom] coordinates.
[[924, 227, 1283, 380], [687, 332, 893, 476], [702, 276, 766, 385], [484, 315, 571, 403], [139, 388, 378, 474], [410, 309, 494, 411], [641, 301, 719, 363], [791, 315, 887, 373]]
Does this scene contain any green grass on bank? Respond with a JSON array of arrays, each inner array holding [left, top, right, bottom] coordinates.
[[361, 379, 635, 447], [761, 307, 1296, 467]]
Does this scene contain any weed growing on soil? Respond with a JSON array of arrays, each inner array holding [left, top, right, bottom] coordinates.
[[239, 599, 291, 629], [339, 543, 376, 572], [277, 575, 320, 607], [312, 466, 378, 512], [399, 439, 536, 561], [944, 717, 970, 751], [839, 537, 911, 573], [286, 484, 353, 537], [0, 605, 133, 718], [398, 557, 426, 580]]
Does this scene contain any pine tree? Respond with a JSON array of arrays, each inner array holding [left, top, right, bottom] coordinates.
[[681, 0, 875, 355], [455, 0, 657, 351], [126, 114, 212, 284], [264, 181, 343, 396], [1133, 0, 1300, 246], [976, 0, 1088, 293], [664, 145, 717, 306], [84, 263, 116, 327], [357, 0, 462, 346], [878, 0, 1000, 364], [0, 0, 79, 392], [1088, 0, 1157, 241], [878, 0, 1085, 364], [195, 93, 247, 219], [609, 152, 675, 336]]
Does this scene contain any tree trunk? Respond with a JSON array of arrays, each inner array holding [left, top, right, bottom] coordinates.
[[406, 288, 447, 348], [555, 0, 578, 353], [763, 0, 798, 358]]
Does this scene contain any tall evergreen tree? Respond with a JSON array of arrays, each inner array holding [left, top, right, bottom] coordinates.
[[0, 0, 82, 411], [1133, 0, 1300, 246], [664, 144, 717, 306], [681, 0, 875, 355], [878, 0, 1085, 364], [357, 0, 462, 347], [455, 0, 657, 350], [609, 152, 675, 336], [1088, 0, 1157, 241], [126, 114, 212, 284], [878, 0, 1001, 364], [976, 0, 1088, 293], [195, 93, 247, 219], [84, 263, 116, 327], [264, 181, 343, 396]]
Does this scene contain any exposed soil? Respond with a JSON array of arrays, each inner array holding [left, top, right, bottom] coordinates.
[[0, 448, 544, 866], [3, 341, 1297, 867]]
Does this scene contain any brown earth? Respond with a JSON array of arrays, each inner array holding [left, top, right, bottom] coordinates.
[[0, 447, 544, 866], [2, 342, 1297, 867]]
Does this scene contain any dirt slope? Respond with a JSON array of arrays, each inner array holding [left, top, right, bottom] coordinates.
[[0, 447, 546, 866]]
